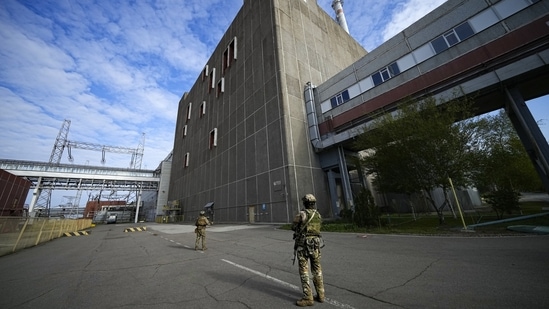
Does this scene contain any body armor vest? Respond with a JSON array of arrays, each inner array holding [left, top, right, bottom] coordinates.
[[304, 209, 321, 236], [196, 216, 208, 226]]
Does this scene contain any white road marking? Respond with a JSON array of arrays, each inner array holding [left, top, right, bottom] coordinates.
[[221, 259, 356, 309]]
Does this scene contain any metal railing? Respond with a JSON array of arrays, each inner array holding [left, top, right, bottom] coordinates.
[[0, 217, 93, 257]]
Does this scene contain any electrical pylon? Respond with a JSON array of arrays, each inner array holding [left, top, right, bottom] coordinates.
[[34, 119, 71, 216], [34, 119, 145, 217]]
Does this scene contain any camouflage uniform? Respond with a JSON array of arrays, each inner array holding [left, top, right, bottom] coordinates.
[[195, 212, 211, 250], [292, 194, 325, 306]]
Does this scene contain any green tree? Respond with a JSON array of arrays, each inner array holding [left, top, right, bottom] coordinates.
[[468, 110, 543, 193], [356, 95, 478, 224], [353, 188, 380, 228], [483, 187, 521, 219]]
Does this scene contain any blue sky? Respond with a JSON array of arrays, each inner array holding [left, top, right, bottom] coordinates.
[[1, 1, 547, 172]]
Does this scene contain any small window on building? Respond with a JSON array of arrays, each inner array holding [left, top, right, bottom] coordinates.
[[372, 72, 383, 86], [222, 49, 228, 75], [389, 62, 400, 76], [431, 36, 448, 54], [371, 62, 400, 86], [216, 78, 225, 97], [380, 67, 391, 81], [443, 29, 459, 47], [454, 22, 474, 41], [200, 101, 206, 118], [208, 68, 216, 93], [330, 90, 350, 108], [229, 37, 237, 63], [431, 22, 475, 55], [183, 125, 187, 137], [209, 128, 218, 149], [341, 90, 350, 101], [222, 37, 237, 75], [202, 65, 209, 81], [184, 152, 190, 167], [186, 103, 192, 122]]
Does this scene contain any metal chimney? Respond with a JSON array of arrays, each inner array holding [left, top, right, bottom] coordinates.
[[332, 0, 349, 34]]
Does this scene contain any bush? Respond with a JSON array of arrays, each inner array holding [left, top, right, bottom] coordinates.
[[353, 188, 381, 228], [339, 209, 354, 222], [484, 188, 521, 219]]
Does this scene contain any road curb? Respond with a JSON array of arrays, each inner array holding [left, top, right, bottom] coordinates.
[[124, 227, 147, 233], [64, 230, 91, 237]]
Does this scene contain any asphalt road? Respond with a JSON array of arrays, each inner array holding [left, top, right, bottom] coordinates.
[[0, 223, 548, 309]]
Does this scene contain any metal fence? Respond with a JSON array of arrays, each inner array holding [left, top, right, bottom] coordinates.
[[0, 217, 93, 257]]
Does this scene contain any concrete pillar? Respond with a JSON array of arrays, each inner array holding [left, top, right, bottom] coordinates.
[[505, 87, 549, 192]]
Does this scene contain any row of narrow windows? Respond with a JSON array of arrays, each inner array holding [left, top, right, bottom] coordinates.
[[180, 37, 238, 168], [201, 37, 237, 96], [181, 128, 218, 168], [325, 0, 538, 111]]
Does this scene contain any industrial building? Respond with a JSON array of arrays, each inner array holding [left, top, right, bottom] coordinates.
[[169, 0, 549, 223], [168, 0, 367, 223], [305, 0, 549, 214]]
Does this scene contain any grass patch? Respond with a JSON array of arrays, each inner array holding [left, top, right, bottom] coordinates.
[[281, 201, 549, 235]]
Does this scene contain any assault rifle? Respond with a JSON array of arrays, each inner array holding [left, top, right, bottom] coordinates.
[[292, 231, 300, 265]]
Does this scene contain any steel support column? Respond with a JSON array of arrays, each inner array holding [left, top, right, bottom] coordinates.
[[327, 169, 339, 217], [505, 87, 549, 193], [134, 186, 143, 223], [337, 146, 354, 211], [29, 177, 42, 214]]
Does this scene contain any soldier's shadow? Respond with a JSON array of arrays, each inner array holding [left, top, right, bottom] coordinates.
[[206, 270, 299, 303]]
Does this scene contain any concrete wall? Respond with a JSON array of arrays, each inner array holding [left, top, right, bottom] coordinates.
[[169, 0, 366, 223]]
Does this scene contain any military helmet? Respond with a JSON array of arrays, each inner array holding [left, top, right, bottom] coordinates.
[[302, 194, 316, 204], [200, 210, 205, 215]]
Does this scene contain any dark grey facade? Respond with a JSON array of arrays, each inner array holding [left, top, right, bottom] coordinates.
[[169, 0, 367, 223]]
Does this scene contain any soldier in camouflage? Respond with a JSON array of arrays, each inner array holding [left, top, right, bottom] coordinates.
[[292, 194, 325, 307], [195, 210, 211, 250]]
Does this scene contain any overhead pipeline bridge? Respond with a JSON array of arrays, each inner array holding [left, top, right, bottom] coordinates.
[[305, 0, 549, 205], [0, 159, 160, 213]]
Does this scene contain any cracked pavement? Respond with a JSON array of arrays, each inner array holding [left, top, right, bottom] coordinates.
[[1, 223, 548, 308]]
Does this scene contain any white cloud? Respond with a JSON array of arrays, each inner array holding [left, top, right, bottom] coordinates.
[[1, 0, 547, 206], [381, 0, 447, 41], [0, 0, 239, 169]]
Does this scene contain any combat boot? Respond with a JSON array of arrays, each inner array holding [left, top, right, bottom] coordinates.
[[296, 297, 314, 307], [314, 293, 325, 303]]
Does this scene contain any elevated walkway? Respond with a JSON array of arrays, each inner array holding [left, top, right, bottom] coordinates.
[[0, 159, 160, 191], [0, 159, 161, 215]]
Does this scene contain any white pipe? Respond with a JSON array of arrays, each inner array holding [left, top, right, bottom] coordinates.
[[332, 0, 349, 34]]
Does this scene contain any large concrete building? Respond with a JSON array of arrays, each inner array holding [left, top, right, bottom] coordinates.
[[169, 0, 366, 223]]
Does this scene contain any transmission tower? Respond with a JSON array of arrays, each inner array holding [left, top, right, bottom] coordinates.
[[132, 133, 146, 169], [62, 195, 82, 218], [127, 133, 145, 205], [35, 120, 71, 216], [34, 119, 145, 217]]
